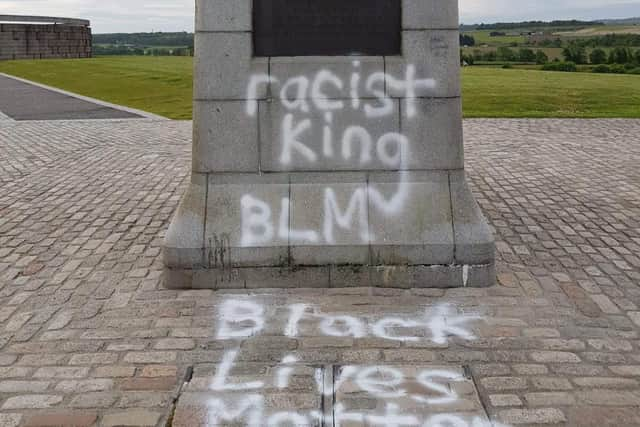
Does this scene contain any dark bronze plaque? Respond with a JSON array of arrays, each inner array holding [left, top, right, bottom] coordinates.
[[253, 0, 401, 57]]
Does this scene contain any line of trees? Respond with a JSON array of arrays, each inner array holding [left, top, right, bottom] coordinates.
[[471, 20, 603, 30], [513, 34, 640, 49], [92, 32, 195, 56], [462, 45, 640, 67], [462, 47, 549, 65], [93, 45, 193, 56], [571, 34, 640, 48], [563, 42, 640, 65], [542, 44, 640, 74], [93, 32, 194, 47]]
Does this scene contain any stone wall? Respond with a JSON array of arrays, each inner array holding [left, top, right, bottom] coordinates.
[[0, 24, 91, 61]]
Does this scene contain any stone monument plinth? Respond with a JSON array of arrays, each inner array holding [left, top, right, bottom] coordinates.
[[164, 0, 495, 289]]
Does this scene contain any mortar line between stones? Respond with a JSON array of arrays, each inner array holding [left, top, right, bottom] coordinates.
[[287, 173, 292, 268], [366, 168, 373, 272], [206, 167, 465, 175], [203, 173, 209, 268], [330, 364, 337, 427], [165, 365, 194, 427], [319, 365, 327, 427], [465, 364, 493, 423], [383, 56, 387, 95], [257, 88, 263, 175], [193, 96, 462, 102], [447, 171, 458, 263]]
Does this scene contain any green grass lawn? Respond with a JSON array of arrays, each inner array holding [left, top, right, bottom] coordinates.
[[0, 56, 193, 119], [462, 67, 640, 118], [553, 25, 640, 37], [465, 30, 527, 46], [1, 56, 640, 119]]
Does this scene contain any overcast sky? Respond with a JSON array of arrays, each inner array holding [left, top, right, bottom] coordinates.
[[0, 0, 639, 33]]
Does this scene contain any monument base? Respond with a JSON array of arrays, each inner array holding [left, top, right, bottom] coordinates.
[[163, 170, 495, 289], [164, 263, 495, 290]]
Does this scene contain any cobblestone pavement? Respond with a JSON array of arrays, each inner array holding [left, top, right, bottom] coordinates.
[[0, 118, 639, 426]]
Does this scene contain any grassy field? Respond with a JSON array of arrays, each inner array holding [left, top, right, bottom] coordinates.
[[466, 30, 527, 46], [1, 56, 640, 119], [0, 56, 193, 119], [554, 25, 640, 37], [462, 67, 640, 118]]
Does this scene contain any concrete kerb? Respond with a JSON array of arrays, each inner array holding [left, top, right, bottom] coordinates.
[[0, 72, 169, 120]]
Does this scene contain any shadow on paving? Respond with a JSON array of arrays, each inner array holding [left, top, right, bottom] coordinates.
[[0, 74, 141, 121]]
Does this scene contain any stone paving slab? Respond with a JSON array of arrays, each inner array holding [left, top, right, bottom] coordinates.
[[0, 119, 639, 426], [173, 362, 489, 426]]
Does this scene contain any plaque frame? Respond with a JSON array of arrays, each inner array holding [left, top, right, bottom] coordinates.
[[252, 0, 402, 57]]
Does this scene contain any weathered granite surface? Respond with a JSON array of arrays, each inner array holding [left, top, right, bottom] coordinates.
[[165, 0, 495, 288]]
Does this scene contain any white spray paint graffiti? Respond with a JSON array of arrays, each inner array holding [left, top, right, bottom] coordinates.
[[204, 298, 510, 427], [205, 397, 509, 427], [240, 62, 429, 248], [245, 65, 435, 119], [217, 299, 479, 343]]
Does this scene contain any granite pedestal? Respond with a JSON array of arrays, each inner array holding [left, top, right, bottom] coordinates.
[[164, 0, 495, 289]]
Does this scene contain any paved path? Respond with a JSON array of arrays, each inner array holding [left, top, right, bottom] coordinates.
[[0, 119, 639, 426], [0, 74, 145, 121]]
